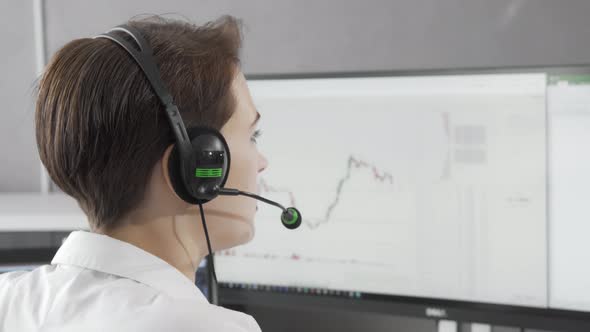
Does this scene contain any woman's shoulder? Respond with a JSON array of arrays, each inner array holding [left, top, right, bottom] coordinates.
[[0, 269, 28, 284], [0, 269, 29, 299], [0, 264, 56, 295], [0, 265, 261, 332], [113, 297, 262, 332]]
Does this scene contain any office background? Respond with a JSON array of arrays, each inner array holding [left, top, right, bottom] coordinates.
[[2, 1, 590, 331]]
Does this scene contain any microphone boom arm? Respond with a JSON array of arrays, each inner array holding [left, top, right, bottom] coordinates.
[[216, 187, 302, 230]]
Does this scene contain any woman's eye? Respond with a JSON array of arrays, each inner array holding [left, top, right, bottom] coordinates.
[[251, 129, 263, 144]]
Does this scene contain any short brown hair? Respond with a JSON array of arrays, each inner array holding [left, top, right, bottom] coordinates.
[[35, 16, 242, 230]]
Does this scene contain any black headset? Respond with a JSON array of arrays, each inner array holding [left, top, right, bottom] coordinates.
[[94, 25, 231, 204], [94, 23, 302, 282]]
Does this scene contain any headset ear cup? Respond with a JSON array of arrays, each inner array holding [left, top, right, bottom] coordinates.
[[167, 144, 202, 204], [167, 126, 231, 205]]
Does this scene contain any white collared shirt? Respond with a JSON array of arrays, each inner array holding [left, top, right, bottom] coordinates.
[[0, 231, 261, 332]]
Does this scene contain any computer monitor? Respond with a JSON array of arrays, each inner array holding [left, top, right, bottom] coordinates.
[[0, 231, 69, 267], [195, 257, 213, 302], [214, 67, 590, 331]]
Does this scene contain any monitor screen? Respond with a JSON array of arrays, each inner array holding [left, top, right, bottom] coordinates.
[[548, 73, 590, 312], [214, 69, 590, 315]]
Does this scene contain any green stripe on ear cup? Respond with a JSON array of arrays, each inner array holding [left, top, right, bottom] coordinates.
[[195, 168, 223, 178]]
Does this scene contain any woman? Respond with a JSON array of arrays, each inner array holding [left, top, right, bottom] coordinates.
[[0, 15, 266, 331]]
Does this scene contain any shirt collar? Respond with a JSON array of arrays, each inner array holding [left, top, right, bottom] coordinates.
[[51, 230, 208, 303]]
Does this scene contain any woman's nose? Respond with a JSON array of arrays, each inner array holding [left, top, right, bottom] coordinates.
[[258, 152, 268, 173]]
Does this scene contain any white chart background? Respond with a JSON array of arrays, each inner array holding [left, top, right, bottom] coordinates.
[[216, 74, 548, 308]]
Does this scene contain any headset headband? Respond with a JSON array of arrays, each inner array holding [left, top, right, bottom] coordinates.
[[94, 25, 194, 190]]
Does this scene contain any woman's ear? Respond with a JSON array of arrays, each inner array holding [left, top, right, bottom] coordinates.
[[161, 144, 182, 202]]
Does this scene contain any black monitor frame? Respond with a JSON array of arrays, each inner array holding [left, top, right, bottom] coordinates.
[[216, 64, 590, 331]]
